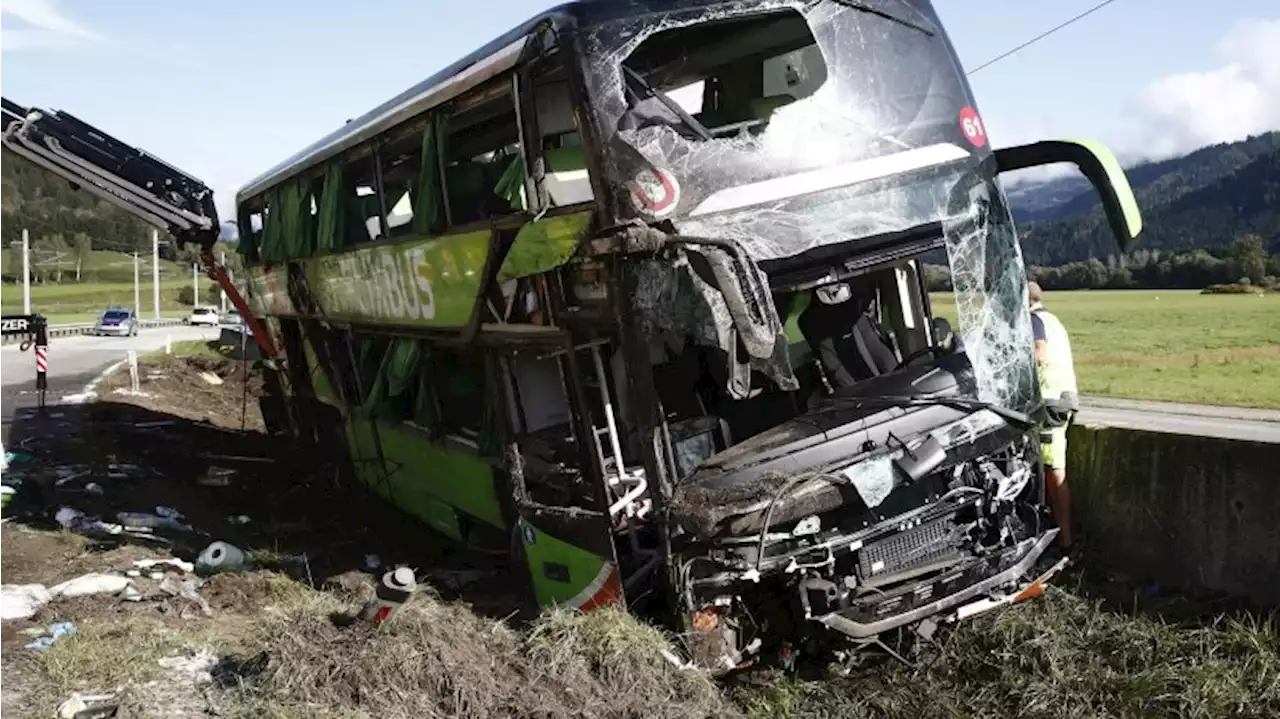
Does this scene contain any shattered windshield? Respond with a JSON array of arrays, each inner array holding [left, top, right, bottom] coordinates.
[[583, 0, 979, 255], [582, 0, 1037, 412]]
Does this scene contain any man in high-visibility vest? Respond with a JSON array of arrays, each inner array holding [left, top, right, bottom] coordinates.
[[1028, 281, 1079, 549]]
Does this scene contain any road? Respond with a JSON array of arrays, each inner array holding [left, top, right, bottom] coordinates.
[[1, 325, 219, 439], [1077, 396, 1280, 444]]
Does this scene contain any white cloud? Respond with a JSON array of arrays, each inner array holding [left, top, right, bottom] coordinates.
[[1131, 18, 1280, 158], [1, 0, 102, 52]]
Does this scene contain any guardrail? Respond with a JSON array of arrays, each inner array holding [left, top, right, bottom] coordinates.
[[0, 318, 187, 345]]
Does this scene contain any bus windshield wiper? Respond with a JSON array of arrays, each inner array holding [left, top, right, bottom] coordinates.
[[820, 0, 937, 36], [621, 65, 715, 141]]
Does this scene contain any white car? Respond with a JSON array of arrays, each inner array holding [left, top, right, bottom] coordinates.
[[186, 306, 220, 326]]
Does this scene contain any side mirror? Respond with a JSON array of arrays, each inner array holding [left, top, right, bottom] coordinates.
[[994, 139, 1143, 252]]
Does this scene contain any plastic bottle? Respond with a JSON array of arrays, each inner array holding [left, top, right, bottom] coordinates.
[[359, 567, 417, 624]]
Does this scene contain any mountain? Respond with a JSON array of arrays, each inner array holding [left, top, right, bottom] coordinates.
[[1008, 132, 1280, 266]]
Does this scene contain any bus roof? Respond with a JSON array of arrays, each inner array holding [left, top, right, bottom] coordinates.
[[234, 0, 767, 205]]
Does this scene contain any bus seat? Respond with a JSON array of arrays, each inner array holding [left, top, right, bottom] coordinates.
[[492, 147, 594, 208], [797, 290, 897, 388], [542, 146, 593, 206]]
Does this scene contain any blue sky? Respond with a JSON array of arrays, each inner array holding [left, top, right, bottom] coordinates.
[[3, 0, 1279, 218]]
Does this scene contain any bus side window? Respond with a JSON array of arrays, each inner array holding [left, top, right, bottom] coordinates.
[[337, 147, 382, 246], [531, 76, 594, 207], [442, 82, 524, 226], [426, 346, 487, 443]]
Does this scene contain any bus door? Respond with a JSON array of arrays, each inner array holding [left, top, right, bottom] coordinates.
[[496, 337, 632, 612]]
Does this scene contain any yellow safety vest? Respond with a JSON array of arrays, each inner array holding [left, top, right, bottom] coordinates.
[[1031, 304, 1078, 401]]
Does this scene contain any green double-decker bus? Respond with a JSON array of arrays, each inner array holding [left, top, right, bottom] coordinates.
[[234, 0, 1142, 670]]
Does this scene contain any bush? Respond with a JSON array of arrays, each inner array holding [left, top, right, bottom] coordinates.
[[1201, 283, 1265, 295], [177, 283, 221, 306]]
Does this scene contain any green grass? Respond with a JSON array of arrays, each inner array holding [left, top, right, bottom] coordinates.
[[0, 281, 196, 322], [931, 289, 1280, 409]]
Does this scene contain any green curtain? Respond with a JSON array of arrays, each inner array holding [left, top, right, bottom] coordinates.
[[236, 207, 259, 261], [412, 113, 444, 235], [279, 180, 303, 260], [316, 161, 345, 253], [259, 186, 286, 263], [362, 338, 422, 418]]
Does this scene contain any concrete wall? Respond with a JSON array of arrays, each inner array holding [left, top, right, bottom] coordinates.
[[1067, 421, 1280, 605]]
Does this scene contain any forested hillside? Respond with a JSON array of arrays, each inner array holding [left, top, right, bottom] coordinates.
[[1, 153, 239, 284], [1010, 132, 1280, 266]]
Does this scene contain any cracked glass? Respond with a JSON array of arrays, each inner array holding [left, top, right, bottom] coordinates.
[[583, 0, 1036, 410]]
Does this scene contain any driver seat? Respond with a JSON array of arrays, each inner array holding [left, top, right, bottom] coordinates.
[[797, 289, 899, 388]]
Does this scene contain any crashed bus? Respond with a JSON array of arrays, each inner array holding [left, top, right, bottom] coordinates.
[[9, 0, 1144, 671]]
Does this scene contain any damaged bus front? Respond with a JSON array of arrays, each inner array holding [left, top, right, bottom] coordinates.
[[569, 0, 1143, 670]]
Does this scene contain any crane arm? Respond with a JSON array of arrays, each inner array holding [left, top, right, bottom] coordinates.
[[2, 96, 278, 357]]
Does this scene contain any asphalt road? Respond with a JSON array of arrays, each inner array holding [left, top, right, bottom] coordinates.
[[1, 325, 219, 439], [1076, 396, 1280, 444]]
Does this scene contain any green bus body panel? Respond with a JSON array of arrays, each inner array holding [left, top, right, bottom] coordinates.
[[497, 211, 593, 282], [302, 335, 340, 405], [244, 229, 493, 328], [517, 519, 610, 608], [344, 419, 505, 534], [994, 139, 1143, 251]]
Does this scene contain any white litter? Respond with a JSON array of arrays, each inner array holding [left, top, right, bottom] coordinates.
[[133, 557, 195, 574], [49, 573, 136, 599], [158, 648, 219, 683], [0, 584, 53, 620]]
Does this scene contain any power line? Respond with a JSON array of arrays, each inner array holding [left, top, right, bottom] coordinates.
[[967, 0, 1123, 75]]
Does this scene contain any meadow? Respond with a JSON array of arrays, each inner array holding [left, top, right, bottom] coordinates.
[[931, 289, 1280, 409]]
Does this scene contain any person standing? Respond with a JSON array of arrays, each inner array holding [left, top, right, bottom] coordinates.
[[1028, 281, 1079, 549]]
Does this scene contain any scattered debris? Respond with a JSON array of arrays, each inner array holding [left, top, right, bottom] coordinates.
[[49, 573, 137, 600], [115, 511, 194, 534], [425, 568, 496, 592], [226, 515, 252, 525], [1, 583, 53, 620], [133, 558, 195, 574], [55, 692, 120, 719], [198, 371, 223, 386], [159, 576, 213, 618], [359, 567, 418, 624], [196, 541, 250, 575], [157, 648, 219, 683], [24, 620, 77, 650], [4, 451, 34, 466], [198, 466, 236, 487]]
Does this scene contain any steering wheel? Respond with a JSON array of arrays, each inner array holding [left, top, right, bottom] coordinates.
[[895, 344, 946, 371]]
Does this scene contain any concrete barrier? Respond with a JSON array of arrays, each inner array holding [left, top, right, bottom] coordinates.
[[1068, 421, 1280, 605]]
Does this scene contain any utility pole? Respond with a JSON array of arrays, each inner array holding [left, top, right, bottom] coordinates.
[[133, 252, 141, 318], [152, 230, 161, 319], [22, 228, 31, 315], [220, 250, 228, 314]]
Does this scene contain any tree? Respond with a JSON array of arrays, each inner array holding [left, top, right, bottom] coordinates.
[[73, 233, 92, 281], [1231, 233, 1268, 283]]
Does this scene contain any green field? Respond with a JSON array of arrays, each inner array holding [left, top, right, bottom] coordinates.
[[931, 289, 1280, 409], [0, 281, 194, 324]]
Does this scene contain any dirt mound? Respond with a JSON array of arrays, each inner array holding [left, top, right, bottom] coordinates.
[[101, 353, 265, 431]]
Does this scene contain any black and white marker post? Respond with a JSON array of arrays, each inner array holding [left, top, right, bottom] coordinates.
[[2, 313, 50, 410]]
